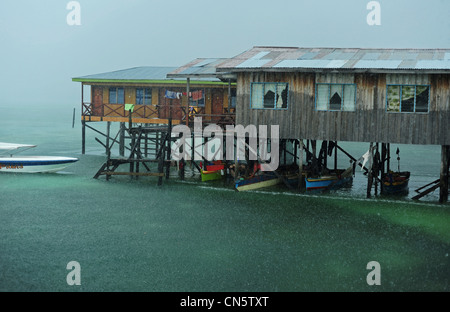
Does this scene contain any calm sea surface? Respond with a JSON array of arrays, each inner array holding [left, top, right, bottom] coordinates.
[[0, 103, 449, 292]]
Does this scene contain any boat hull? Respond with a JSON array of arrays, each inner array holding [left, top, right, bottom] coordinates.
[[0, 156, 79, 173], [305, 175, 353, 191], [381, 171, 410, 195], [201, 169, 222, 182], [235, 173, 281, 191]]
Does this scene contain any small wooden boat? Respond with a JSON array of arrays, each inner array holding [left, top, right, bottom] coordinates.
[[0, 142, 78, 173], [235, 172, 281, 191], [205, 161, 225, 172], [305, 168, 353, 191], [200, 161, 224, 182], [381, 171, 410, 195], [201, 169, 222, 182]]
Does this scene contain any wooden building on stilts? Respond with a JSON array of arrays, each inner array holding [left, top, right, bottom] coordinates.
[[73, 47, 450, 203], [209, 46, 449, 202], [72, 64, 237, 183]]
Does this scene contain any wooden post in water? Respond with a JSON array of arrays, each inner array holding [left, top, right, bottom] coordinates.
[[367, 142, 374, 198], [381, 143, 386, 193], [119, 122, 125, 157], [381, 143, 386, 176], [439, 145, 449, 203], [166, 116, 172, 180], [81, 119, 86, 155], [179, 132, 185, 180], [158, 141, 165, 186], [105, 121, 111, 181], [374, 143, 379, 195], [334, 141, 337, 172], [298, 139, 304, 190], [386, 143, 390, 172], [293, 140, 298, 165], [72, 108, 76, 128], [321, 141, 327, 171], [128, 110, 135, 176], [234, 135, 238, 179]]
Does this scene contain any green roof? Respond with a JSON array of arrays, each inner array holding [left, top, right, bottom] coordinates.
[[72, 66, 226, 84]]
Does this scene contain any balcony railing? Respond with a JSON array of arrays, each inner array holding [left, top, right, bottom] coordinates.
[[82, 102, 235, 125]]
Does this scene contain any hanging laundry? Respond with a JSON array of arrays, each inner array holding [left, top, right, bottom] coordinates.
[[165, 90, 178, 99], [191, 90, 203, 101]]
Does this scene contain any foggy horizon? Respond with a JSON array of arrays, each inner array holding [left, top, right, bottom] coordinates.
[[0, 0, 449, 108]]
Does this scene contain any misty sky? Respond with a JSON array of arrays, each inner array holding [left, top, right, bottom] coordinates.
[[0, 0, 449, 108]]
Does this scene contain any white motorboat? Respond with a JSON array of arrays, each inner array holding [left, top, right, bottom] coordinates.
[[0, 142, 78, 173]]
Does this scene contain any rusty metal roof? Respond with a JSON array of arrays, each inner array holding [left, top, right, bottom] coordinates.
[[166, 58, 236, 80], [216, 46, 450, 73]]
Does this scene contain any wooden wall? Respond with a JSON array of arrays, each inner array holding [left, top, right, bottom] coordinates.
[[87, 83, 235, 122], [236, 72, 450, 145]]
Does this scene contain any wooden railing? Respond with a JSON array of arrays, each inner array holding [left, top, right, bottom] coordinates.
[[82, 102, 235, 125]]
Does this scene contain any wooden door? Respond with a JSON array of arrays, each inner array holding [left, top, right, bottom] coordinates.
[[92, 86, 103, 116], [159, 88, 183, 120], [211, 89, 223, 121]]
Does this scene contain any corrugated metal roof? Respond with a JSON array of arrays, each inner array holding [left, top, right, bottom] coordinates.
[[73, 66, 179, 81], [217, 46, 450, 72], [73, 66, 224, 83], [166, 58, 232, 80]]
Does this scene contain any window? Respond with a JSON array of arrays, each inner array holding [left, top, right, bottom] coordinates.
[[230, 89, 237, 108], [386, 85, 429, 113], [315, 83, 356, 111], [189, 89, 205, 107], [250, 82, 288, 109], [109, 87, 124, 104], [136, 88, 152, 105]]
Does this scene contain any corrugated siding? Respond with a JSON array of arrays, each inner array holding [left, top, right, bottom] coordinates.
[[236, 72, 450, 145]]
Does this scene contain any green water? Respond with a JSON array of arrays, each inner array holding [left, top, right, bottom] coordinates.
[[0, 104, 449, 292]]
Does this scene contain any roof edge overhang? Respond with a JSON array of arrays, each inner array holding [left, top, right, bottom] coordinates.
[[71, 78, 232, 85], [166, 73, 237, 82], [216, 68, 450, 75]]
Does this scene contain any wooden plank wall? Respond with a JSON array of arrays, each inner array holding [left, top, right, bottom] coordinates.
[[236, 72, 450, 145]]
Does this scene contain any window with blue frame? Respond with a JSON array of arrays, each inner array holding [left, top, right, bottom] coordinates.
[[251, 82, 288, 109], [136, 88, 152, 105], [386, 85, 429, 113], [315, 83, 356, 111], [109, 87, 124, 104]]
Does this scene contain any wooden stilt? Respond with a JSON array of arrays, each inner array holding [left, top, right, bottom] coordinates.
[[321, 141, 327, 171], [158, 145, 165, 186], [81, 119, 86, 155], [166, 117, 172, 180], [440, 145, 449, 203], [386, 143, 390, 173], [81, 84, 84, 154], [293, 140, 298, 166], [334, 141, 337, 171], [119, 122, 125, 157], [374, 143, 379, 195], [298, 139, 304, 190], [106, 122, 111, 156], [367, 142, 373, 198]]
